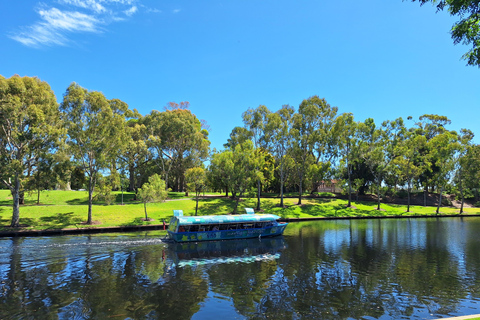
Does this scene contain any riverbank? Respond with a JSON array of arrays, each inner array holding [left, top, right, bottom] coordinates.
[[2, 190, 480, 236], [2, 213, 480, 238]]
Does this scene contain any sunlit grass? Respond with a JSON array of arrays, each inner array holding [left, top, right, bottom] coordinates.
[[1, 190, 479, 232]]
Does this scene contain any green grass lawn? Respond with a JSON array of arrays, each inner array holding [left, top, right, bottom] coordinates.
[[1, 190, 479, 232]]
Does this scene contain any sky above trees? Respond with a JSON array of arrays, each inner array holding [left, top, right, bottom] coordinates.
[[1, 0, 479, 150]]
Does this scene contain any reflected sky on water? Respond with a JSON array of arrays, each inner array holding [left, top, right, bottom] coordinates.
[[1, 217, 480, 319]]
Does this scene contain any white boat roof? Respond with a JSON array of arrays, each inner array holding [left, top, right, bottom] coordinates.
[[174, 214, 281, 225]]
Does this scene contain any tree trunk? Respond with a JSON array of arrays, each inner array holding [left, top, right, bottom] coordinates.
[[436, 185, 444, 214], [459, 170, 464, 214], [129, 164, 135, 192], [37, 188, 41, 205], [195, 193, 199, 216], [298, 178, 303, 205], [144, 202, 148, 220], [279, 172, 285, 208], [10, 175, 20, 227], [424, 190, 427, 207], [376, 178, 381, 211], [407, 180, 411, 213], [256, 179, 261, 211], [87, 175, 94, 224], [347, 164, 352, 207]]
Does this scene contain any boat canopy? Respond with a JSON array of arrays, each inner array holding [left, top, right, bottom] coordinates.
[[174, 214, 281, 226]]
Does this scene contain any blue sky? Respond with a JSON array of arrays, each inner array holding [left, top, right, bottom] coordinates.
[[1, 0, 479, 151]]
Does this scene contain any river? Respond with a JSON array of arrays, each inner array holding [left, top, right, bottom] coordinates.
[[1, 217, 479, 319]]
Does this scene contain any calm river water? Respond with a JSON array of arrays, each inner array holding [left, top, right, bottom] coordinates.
[[1, 217, 480, 319]]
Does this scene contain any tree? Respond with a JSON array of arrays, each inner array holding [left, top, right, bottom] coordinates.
[[137, 174, 168, 221], [209, 141, 259, 214], [242, 105, 271, 210], [358, 118, 405, 211], [392, 129, 427, 212], [60, 83, 129, 224], [413, 0, 480, 66], [335, 113, 358, 207], [0, 75, 63, 227], [429, 130, 459, 214], [120, 115, 149, 199], [454, 129, 474, 213], [265, 105, 295, 207], [291, 96, 337, 205], [185, 167, 206, 216], [146, 103, 210, 192]]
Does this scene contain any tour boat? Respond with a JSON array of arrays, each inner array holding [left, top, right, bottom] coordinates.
[[167, 209, 288, 243]]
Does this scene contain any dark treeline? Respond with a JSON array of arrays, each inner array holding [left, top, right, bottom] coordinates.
[[1, 75, 479, 227]]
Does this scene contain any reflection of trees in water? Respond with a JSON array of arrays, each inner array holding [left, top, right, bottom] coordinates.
[[0, 237, 208, 319], [226, 219, 480, 319], [1, 218, 480, 319]]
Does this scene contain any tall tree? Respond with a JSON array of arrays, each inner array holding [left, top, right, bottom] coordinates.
[[335, 113, 358, 207], [0, 75, 63, 227], [454, 129, 474, 213], [185, 167, 206, 216], [265, 105, 295, 207], [146, 102, 209, 192], [210, 141, 259, 214], [392, 128, 427, 212], [429, 130, 459, 214], [291, 96, 336, 205], [242, 105, 271, 211], [120, 115, 149, 198], [412, 0, 480, 66], [60, 83, 129, 224]]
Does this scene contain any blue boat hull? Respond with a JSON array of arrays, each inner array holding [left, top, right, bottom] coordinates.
[[168, 223, 288, 242]]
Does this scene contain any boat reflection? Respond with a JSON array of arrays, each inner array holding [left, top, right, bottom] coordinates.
[[168, 236, 286, 268]]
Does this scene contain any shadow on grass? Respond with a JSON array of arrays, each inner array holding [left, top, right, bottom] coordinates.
[[39, 212, 83, 229], [120, 217, 159, 227], [115, 193, 137, 203], [197, 198, 235, 215]]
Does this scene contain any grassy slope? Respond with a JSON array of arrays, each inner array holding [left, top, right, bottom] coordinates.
[[0, 190, 479, 232]]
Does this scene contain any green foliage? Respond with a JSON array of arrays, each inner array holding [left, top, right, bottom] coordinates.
[[0, 75, 63, 227], [413, 0, 480, 66], [137, 174, 169, 220], [185, 167, 206, 215], [60, 82, 130, 224]]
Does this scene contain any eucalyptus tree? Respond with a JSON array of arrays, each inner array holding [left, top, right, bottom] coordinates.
[[392, 128, 427, 212], [242, 105, 271, 210], [265, 105, 295, 207], [146, 102, 210, 192], [454, 129, 474, 213], [137, 174, 168, 221], [223, 126, 252, 149], [290, 96, 336, 205], [335, 113, 358, 207], [185, 167, 206, 215], [60, 83, 130, 225], [459, 143, 480, 203], [309, 97, 339, 194], [429, 130, 460, 214], [413, 114, 452, 205], [120, 115, 149, 198], [209, 141, 259, 214], [358, 118, 405, 211], [0, 75, 63, 227]]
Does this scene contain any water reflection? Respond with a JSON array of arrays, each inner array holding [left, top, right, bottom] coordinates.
[[0, 218, 480, 319]]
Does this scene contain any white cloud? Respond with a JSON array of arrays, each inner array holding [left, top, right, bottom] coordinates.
[[10, 0, 144, 48], [58, 0, 107, 14], [172, 9, 181, 14], [124, 5, 137, 16], [9, 7, 101, 47]]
